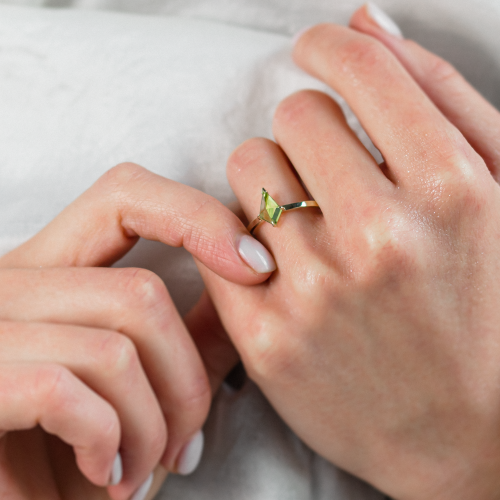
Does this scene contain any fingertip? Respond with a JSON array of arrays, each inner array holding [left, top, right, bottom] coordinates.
[[109, 452, 123, 486], [292, 25, 315, 47], [130, 473, 154, 500], [175, 430, 205, 475], [350, 3, 404, 40], [349, 4, 369, 30], [291, 23, 323, 66]]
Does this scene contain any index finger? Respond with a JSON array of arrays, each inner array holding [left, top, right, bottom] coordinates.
[[0, 163, 276, 283]]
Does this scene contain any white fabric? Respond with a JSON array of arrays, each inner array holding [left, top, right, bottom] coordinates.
[[0, 1, 498, 499], [1, 0, 500, 107]]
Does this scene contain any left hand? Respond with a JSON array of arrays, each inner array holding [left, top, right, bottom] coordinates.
[[198, 7, 500, 500], [0, 164, 248, 500]]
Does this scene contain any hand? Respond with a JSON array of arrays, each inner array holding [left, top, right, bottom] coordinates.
[[0, 163, 274, 500], [198, 7, 500, 500]]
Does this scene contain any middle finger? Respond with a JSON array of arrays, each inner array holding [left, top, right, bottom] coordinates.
[[272, 89, 393, 213], [293, 24, 485, 190]]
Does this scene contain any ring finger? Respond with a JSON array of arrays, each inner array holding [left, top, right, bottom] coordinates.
[[226, 137, 322, 259]]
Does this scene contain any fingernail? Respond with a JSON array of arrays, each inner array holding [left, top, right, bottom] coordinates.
[[366, 2, 403, 38], [130, 473, 153, 500], [109, 452, 123, 486], [292, 25, 314, 46], [238, 235, 276, 274], [176, 430, 204, 475]]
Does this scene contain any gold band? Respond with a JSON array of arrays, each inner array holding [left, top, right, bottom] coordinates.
[[247, 188, 320, 235]]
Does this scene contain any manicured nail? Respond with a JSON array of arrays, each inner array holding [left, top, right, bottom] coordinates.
[[176, 430, 204, 475], [109, 452, 123, 486], [130, 473, 153, 500], [366, 2, 403, 38], [238, 235, 276, 274], [292, 25, 314, 46]]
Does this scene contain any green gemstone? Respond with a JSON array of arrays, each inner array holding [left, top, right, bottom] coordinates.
[[259, 188, 282, 226]]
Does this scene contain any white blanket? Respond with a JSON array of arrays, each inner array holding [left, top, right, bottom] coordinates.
[[0, 1, 498, 498]]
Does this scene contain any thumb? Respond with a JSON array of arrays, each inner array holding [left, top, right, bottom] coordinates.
[[184, 290, 240, 394]]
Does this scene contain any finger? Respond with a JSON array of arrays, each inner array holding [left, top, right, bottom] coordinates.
[[293, 24, 489, 189], [0, 163, 275, 281], [196, 138, 324, 366], [44, 433, 116, 500], [0, 266, 211, 474], [194, 259, 263, 379], [350, 4, 500, 181], [46, 435, 168, 500], [0, 321, 166, 499], [226, 137, 322, 255], [184, 289, 240, 394], [0, 362, 120, 489], [272, 89, 393, 211]]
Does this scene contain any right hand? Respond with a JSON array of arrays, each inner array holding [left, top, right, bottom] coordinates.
[[0, 162, 275, 500], [197, 18, 500, 500]]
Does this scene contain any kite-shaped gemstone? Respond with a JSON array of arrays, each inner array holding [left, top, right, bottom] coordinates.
[[259, 188, 282, 226]]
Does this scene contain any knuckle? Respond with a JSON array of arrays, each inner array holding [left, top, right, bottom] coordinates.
[[96, 162, 148, 193], [37, 364, 74, 409], [117, 267, 169, 312], [422, 147, 488, 216], [227, 137, 276, 180], [425, 52, 459, 87], [354, 216, 413, 286], [171, 376, 212, 418], [242, 314, 299, 381], [273, 90, 330, 130], [97, 331, 141, 379], [433, 174, 488, 223]]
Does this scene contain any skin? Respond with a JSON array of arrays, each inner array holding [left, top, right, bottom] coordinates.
[[0, 163, 255, 500], [3, 5, 500, 499], [198, 6, 500, 500]]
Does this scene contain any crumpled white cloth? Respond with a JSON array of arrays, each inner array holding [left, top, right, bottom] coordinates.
[[0, 1, 498, 498]]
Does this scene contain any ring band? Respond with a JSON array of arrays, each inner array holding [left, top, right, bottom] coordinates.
[[247, 188, 320, 235]]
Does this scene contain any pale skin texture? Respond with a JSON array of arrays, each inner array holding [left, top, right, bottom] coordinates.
[[0, 163, 257, 500], [197, 6, 500, 500], [3, 5, 500, 500]]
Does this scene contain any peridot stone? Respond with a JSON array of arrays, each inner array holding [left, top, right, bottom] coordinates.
[[259, 188, 282, 226]]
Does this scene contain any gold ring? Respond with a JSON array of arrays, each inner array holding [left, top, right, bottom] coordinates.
[[247, 188, 320, 235]]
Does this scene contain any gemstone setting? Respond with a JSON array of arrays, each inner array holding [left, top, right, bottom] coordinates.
[[259, 188, 282, 226]]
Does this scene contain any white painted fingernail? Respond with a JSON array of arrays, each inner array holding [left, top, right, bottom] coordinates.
[[109, 452, 123, 486], [176, 430, 204, 475], [292, 25, 314, 46], [130, 473, 153, 500], [238, 235, 276, 274], [366, 2, 403, 38]]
